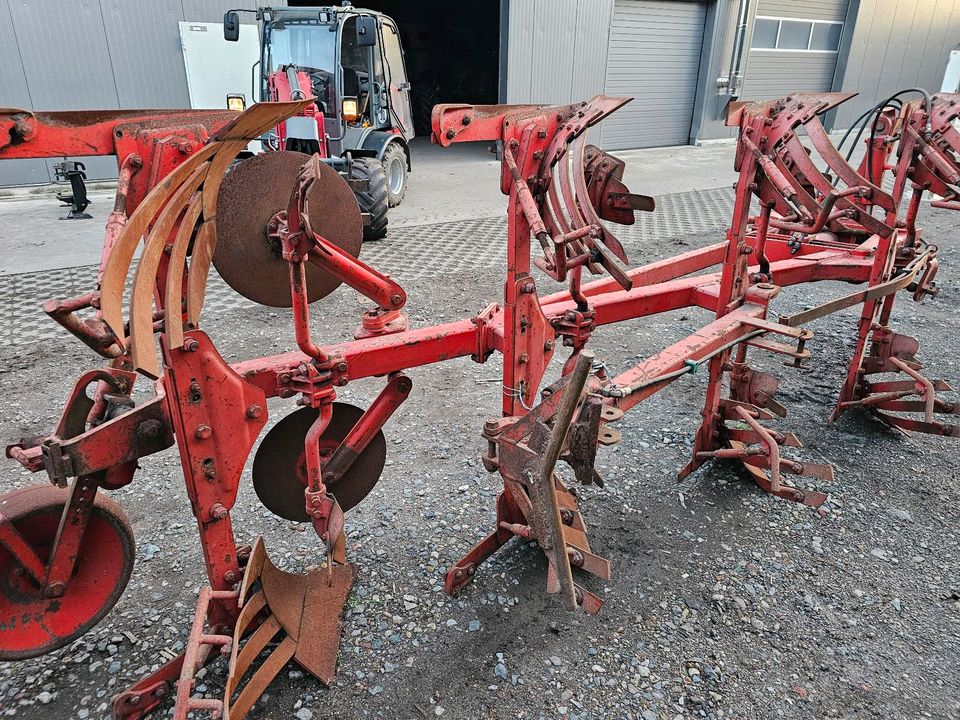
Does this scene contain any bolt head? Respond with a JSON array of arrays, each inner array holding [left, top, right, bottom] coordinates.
[[246, 404, 263, 419], [194, 424, 212, 440]]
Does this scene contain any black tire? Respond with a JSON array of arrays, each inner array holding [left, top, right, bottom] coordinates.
[[351, 157, 389, 241], [381, 143, 408, 208], [412, 84, 438, 137]]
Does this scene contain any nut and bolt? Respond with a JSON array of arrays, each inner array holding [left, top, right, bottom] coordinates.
[[521, 281, 536, 294], [224, 570, 239, 585], [210, 503, 228, 520], [183, 338, 200, 352], [245, 404, 263, 419], [336, 361, 348, 372], [446, 129, 456, 140], [461, 115, 472, 125]]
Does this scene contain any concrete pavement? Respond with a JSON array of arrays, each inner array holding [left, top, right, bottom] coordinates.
[[0, 137, 741, 275]]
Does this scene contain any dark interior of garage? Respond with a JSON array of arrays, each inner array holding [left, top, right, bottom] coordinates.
[[289, 0, 501, 136]]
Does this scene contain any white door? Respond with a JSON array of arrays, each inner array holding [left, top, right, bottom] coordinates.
[[179, 21, 260, 110]]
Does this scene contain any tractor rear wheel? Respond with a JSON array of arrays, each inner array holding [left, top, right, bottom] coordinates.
[[351, 157, 389, 242], [381, 143, 408, 207]]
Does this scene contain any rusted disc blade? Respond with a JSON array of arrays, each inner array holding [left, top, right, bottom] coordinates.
[[213, 151, 363, 307], [252, 403, 387, 522]]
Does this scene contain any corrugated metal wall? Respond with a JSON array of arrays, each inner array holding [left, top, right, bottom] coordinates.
[[833, 0, 960, 128], [0, 0, 274, 186], [505, 0, 614, 105], [739, 0, 850, 101]]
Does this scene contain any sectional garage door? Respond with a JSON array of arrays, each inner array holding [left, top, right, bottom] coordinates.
[[601, 0, 707, 150], [741, 0, 850, 101]]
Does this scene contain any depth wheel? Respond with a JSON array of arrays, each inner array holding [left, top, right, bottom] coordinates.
[[0, 485, 135, 660]]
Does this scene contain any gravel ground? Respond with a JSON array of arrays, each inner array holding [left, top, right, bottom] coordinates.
[[0, 205, 958, 720]]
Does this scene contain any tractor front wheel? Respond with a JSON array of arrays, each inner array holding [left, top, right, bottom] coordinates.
[[381, 143, 408, 207], [351, 157, 389, 242]]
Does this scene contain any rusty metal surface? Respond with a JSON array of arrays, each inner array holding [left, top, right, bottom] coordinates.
[[213, 151, 362, 308], [222, 538, 356, 719], [252, 403, 387, 522]]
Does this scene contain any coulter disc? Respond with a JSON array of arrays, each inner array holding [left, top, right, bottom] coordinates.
[[0, 485, 135, 660], [213, 151, 363, 307], [252, 403, 387, 522]]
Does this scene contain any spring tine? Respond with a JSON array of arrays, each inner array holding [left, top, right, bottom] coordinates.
[[129, 168, 209, 378], [572, 132, 629, 263], [227, 636, 297, 720], [100, 142, 220, 343], [230, 615, 283, 690], [163, 194, 203, 347]]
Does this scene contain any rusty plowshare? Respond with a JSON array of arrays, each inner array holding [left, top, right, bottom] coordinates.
[[0, 89, 956, 717]]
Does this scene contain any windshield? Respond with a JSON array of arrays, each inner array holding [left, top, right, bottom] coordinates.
[[266, 17, 339, 115], [268, 18, 337, 74]]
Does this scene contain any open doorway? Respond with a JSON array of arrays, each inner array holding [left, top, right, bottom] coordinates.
[[289, 0, 502, 137]]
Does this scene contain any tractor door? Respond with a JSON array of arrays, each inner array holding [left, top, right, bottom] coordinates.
[[380, 20, 414, 140], [340, 15, 387, 128]]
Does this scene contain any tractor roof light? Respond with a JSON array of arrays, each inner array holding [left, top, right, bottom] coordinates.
[[227, 94, 246, 112]]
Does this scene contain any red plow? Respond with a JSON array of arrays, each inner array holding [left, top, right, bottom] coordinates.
[[0, 89, 956, 717]]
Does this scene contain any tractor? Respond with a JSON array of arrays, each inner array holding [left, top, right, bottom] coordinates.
[[224, 4, 414, 240]]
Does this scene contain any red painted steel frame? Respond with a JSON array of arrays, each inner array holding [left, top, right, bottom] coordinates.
[[1, 90, 956, 715]]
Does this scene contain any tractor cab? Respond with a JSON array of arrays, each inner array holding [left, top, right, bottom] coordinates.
[[225, 5, 414, 238]]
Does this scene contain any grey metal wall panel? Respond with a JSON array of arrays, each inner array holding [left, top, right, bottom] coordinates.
[[506, 0, 613, 105], [741, 53, 839, 99], [6, 0, 120, 110], [601, 0, 707, 150], [690, 0, 741, 142], [0, 0, 280, 186], [180, 0, 260, 21], [834, 0, 960, 127], [0, 0, 50, 184], [5, 0, 120, 182], [100, 0, 191, 108], [755, 0, 847, 22]]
